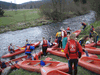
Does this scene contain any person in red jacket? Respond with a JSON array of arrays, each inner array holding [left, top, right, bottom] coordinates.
[[64, 33, 82, 75]]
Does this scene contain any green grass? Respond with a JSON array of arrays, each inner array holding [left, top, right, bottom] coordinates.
[[1, 9, 40, 26], [0, 9, 52, 33], [9, 69, 41, 75]]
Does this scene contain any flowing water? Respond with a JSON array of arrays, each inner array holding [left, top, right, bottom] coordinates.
[[0, 11, 96, 61]]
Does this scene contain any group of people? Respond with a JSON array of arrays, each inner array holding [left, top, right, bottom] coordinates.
[[64, 22, 99, 75], [81, 22, 99, 44], [1, 22, 99, 75], [56, 26, 71, 49]]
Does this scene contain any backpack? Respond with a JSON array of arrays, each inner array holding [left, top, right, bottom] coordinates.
[[1, 62, 7, 68], [68, 41, 79, 54], [40, 60, 45, 66]]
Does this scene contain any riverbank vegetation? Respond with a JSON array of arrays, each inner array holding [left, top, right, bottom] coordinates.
[[0, 0, 92, 33], [40, 0, 90, 22]]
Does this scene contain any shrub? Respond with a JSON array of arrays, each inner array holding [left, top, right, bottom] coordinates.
[[0, 8, 4, 16]]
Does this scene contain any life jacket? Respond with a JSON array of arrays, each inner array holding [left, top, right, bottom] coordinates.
[[82, 22, 86, 26], [54, 39, 58, 43], [0, 61, 2, 66], [67, 27, 70, 30], [90, 28, 95, 31], [91, 31, 98, 37], [68, 40, 79, 59], [8, 46, 13, 52], [26, 41, 30, 46], [8, 46, 10, 52], [57, 32, 62, 37], [43, 40, 48, 47], [62, 30, 67, 37], [25, 46, 31, 52], [79, 39, 86, 47]]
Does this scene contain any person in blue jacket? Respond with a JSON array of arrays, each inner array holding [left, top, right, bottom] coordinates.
[[25, 45, 35, 60]]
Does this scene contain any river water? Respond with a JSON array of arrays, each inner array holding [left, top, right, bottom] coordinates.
[[0, 11, 96, 61]]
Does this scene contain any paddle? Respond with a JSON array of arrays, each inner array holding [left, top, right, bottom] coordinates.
[[16, 46, 25, 50]]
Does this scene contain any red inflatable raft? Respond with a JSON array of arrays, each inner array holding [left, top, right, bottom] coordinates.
[[41, 67, 70, 75], [84, 46, 100, 54], [72, 29, 81, 37], [78, 57, 100, 74], [2, 41, 41, 58], [17, 60, 70, 73], [47, 48, 98, 58]]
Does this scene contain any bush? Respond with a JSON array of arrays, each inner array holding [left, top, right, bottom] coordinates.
[[0, 8, 4, 16]]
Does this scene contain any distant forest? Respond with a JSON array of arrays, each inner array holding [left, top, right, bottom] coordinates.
[[0, 0, 51, 9]]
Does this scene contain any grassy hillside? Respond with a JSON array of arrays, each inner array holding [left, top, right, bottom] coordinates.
[[79, 21, 100, 39], [2, 9, 40, 25], [0, 9, 51, 33]]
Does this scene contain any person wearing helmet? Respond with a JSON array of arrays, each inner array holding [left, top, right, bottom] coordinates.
[[64, 33, 82, 75]]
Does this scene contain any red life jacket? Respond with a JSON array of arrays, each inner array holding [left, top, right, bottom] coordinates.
[[67, 27, 70, 30], [43, 40, 48, 47], [82, 22, 86, 26], [26, 46, 31, 52], [68, 40, 79, 59], [0, 61, 2, 66], [54, 39, 58, 43], [63, 30, 67, 37], [8, 46, 10, 52], [8, 46, 14, 52]]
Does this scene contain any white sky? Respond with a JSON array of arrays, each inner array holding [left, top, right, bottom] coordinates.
[[0, 0, 41, 4]]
